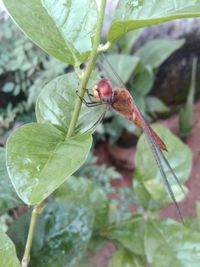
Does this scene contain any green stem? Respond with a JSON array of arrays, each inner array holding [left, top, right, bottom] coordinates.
[[21, 203, 43, 267], [66, 0, 107, 138]]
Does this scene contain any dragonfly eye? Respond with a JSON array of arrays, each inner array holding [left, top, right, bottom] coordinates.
[[92, 85, 100, 101]]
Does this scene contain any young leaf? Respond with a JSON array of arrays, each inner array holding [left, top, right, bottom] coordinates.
[[53, 176, 109, 229], [0, 148, 22, 214], [135, 39, 185, 69], [3, 0, 98, 65], [179, 57, 197, 137], [6, 123, 92, 204], [0, 228, 20, 267], [134, 125, 192, 207], [36, 73, 104, 134], [8, 202, 94, 267], [145, 219, 200, 267], [108, 249, 145, 267], [108, 1, 200, 43]]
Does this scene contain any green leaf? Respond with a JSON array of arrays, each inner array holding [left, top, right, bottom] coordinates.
[[104, 54, 140, 84], [0, 228, 20, 267], [134, 65, 154, 95], [134, 125, 192, 208], [54, 176, 108, 229], [8, 202, 94, 267], [133, 178, 163, 211], [2, 82, 15, 93], [107, 214, 145, 255], [145, 220, 200, 267], [3, 0, 98, 65], [179, 57, 197, 137], [108, 249, 145, 267], [119, 29, 143, 53], [108, 1, 200, 43], [146, 96, 170, 114], [135, 39, 184, 68], [36, 73, 104, 134], [6, 123, 92, 204], [0, 148, 22, 214]]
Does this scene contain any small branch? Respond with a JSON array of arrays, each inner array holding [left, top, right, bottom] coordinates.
[[66, 0, 107, 138], [21, 203, 43, 267], [97, 41, 112, 53]]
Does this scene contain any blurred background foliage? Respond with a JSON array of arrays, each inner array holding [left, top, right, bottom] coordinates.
[[0, 14, 67, 143]]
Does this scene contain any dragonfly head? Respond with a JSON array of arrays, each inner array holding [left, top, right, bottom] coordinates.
[[92, 79, 113, 103]]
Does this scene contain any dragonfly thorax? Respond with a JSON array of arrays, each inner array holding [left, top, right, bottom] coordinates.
[[93, 79, 113, 103]]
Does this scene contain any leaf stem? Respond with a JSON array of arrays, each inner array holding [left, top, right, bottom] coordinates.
[[97, 41, 112, 53], [21, 203, 43, 267], [66, 0, 107, 138]]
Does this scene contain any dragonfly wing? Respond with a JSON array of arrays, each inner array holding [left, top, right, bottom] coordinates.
[[143, 127, 184, 221], [133, 107, 184, 221]]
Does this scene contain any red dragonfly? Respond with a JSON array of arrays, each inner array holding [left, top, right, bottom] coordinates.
[[82, 58, 185, 221]]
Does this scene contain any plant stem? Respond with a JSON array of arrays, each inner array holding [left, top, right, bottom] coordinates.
[[21, 203, 43, 267], [66, 0, 107, 138]]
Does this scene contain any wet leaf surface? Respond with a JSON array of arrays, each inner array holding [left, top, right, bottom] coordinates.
[[8, 202, 94, 267], [6, 123, 92, 204], [53, 176, 109, 229]]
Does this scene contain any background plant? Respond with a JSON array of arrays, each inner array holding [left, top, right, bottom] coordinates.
[[1, 1, 200, 267], [0, 15, 67, 140]]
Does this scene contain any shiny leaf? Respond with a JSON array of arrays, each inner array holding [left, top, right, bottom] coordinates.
[[108, 1, 200, 43], [145, 220, 200, 267], [135, 39, 184, 68], [0, 148, 22, 213], [3, 0, 98, 65], [0, 229, 20, 267], [134, 125, 192, 207], [54, 176, 109, 229], [6, 123, 92, 204], [8, 202, 94, 267], [36, 73, 104, 134]]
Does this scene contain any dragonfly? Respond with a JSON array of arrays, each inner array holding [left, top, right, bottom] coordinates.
[[81, 57, 186, 221]]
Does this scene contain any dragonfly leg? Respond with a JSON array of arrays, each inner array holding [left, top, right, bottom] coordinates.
[[75, 90, 103, 107], [85, 89, 94, 102]]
